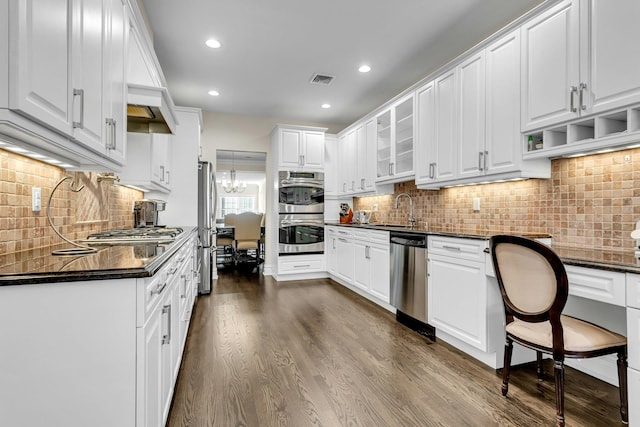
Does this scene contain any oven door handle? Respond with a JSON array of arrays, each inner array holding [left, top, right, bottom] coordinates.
[[279, 181, 324, 189], [280, 219, 324, 226]]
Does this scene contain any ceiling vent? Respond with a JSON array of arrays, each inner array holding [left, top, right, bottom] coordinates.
[[310, 73, 335, 86]]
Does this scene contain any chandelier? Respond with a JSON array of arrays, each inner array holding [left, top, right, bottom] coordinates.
[[222, 152, 247, 193]]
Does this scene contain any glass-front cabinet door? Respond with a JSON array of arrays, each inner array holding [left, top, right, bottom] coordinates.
[[376, 94, 414, 183]]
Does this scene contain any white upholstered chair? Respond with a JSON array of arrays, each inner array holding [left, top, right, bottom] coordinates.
[[490, 235, 627, 427], [233, 212, 263, 265]]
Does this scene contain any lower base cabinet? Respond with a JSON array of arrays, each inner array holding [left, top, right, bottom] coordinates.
[[326, 226, 391, 308], [428, 236, 492, 352], [0, 233, 197, 427]]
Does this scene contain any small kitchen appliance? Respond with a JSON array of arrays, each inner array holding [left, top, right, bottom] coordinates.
[[133, 199, 166, 228]]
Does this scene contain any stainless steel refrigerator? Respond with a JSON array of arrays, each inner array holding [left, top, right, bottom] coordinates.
[[197, 161, 217, 294]]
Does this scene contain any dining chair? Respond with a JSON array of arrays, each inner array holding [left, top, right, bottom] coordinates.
[[490, 235, 628, 427], [233, 212, 263, 265], [216, 213, 236, 263]]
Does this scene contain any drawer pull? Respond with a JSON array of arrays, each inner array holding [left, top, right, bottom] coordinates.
[[151, 282, 167, 295], [442, 245, 461, 251], [293, 264, 311, 268], [167, 267, 178, 276]]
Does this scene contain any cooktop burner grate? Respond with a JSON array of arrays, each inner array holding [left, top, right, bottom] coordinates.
[[80, 227, 183, 244]]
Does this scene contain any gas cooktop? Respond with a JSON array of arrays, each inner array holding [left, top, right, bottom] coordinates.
[[80, 227, 183, 245]]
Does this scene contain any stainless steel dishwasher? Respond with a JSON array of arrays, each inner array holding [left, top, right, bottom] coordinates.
[[390, 231, 434, 339]]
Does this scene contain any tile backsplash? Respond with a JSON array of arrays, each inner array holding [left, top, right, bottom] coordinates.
[[0, 149, 142, 255], [354, 148, 640, 253]]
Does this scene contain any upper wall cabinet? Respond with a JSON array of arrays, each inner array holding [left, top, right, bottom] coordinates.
[[1, 0, 127, 170], [120, 132, 171, 192], [272, 125, 326, 172], [376, 94, 414, 184], [416, 29, 549, 189], [521, 0, 640, 132]]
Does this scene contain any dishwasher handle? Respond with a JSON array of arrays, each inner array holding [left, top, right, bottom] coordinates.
[[390, 236, 427, 248]]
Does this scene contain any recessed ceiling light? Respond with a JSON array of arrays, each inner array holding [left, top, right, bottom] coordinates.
[[321, 104, 331, 109], [358, 65, 371, 73], [205, 39, 221, 49], [208, 90, 219, 96]]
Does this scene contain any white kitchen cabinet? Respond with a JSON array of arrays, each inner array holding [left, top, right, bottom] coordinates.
[[414, 81, 436, 185], [521, 0, 640, 132], [457, 52, 486, 180], [431, 69, 458, 183], [102, 0, 127, 165], [416, 29, 549, 188], [376, 94, 415, 184], [428, 236, 489, 351], [353, 229, 390, 303], [274, 125, 326, 171], [335, 231, 355, 284], [338, 129, 357, 194], [323, 134, 339, 197], [326, 227, 338, 275], [8, 0, 128, 166], [337, 118, 379, 196], [120, 132, 171, 192], [627, 274, 640, 426]]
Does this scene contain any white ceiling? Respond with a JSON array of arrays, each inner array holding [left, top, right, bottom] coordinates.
[[140, 0, 545, 130]]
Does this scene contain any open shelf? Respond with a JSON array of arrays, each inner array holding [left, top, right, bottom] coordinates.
[[568, 119, 595, 143], [596, 111, 627, 139]]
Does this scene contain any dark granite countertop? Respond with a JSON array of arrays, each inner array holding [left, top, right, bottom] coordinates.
[[326, 222, 640, 274], [0, 226, 197, 286]]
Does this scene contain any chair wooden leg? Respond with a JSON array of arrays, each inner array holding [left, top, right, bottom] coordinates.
[[502, 338, 513, 397], [553, 358, 565, 427], [617, 349, 629, 424], [536, 351, 544, 381]]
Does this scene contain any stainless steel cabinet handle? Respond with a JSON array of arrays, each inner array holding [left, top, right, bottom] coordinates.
[[343, 182, 347, 192], [388, 163, 392, 176], [293, 264, 311, 268], [478, 152, 483, 171], [338, 238, 348, 242], [73, 88, 84, 129], [442, 245, 461, 251], [160, 165, 165, 182], [165, 170, 170, 185], [167, 267, 178, 276], [332, 238, 336, 250], [365, 245, 370, 259], [429, 162, 435, 179], [570, 86, 578, 112], [361, 178, 365, 190], [108, 119, 117, 150], [391, 162, 395, 175], [302, 154, 305, 165], [579, 82, 587, 110], [162, 304, 172, 345], [484, 150, 488, 171], [351, 180, 355, 191], [151, 282, 167, 295]]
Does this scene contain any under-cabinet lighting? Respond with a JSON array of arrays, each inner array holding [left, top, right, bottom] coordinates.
[[116, 183, 148, 192], [4, 146, 28, 153], [0, 140, 78, 169]]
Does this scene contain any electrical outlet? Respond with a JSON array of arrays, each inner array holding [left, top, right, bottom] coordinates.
[[472, 197, 480, 212], [373, 204, 379, 212], [32, 187, 41, 212]]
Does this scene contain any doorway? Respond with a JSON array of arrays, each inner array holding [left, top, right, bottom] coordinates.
[[215, 150, 267, 271]]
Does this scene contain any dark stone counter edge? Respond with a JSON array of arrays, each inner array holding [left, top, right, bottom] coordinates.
[[326, 222, 640, 275], [0, 227, 198, 286]]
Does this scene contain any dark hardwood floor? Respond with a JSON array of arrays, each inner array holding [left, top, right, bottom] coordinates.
[[167, 268, 624, 426]]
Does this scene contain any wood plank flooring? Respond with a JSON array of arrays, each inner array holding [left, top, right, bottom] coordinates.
[[167, 269, 624, 426]]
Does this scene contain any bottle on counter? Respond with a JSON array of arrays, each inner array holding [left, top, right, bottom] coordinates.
[[528, 135, 534, 151]]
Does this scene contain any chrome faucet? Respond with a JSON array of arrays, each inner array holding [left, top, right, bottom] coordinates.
[[394, 192, 416, 229]]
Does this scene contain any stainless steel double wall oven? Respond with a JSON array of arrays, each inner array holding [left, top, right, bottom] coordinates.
[[278, 171, 324, 255]]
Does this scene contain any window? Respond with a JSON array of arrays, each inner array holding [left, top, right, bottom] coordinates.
[[219, 196, 256, 218]]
